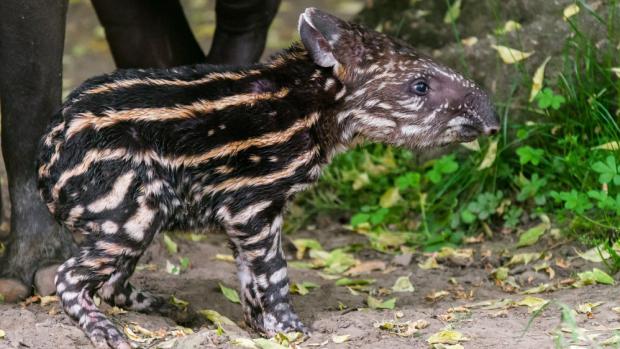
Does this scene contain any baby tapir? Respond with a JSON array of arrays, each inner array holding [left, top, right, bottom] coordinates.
[[37, 8, 499, 349]]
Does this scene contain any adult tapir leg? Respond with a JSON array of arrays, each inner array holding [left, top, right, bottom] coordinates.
[[91, 0, 205, 68], [0, 0, 75, 301], [207, 0, 281, 65]]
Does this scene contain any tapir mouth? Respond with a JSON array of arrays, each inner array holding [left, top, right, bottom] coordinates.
[[457, 124, 483, 141]]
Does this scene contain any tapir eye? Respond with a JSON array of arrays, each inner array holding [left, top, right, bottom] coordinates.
[[409, 79, 430, 96]]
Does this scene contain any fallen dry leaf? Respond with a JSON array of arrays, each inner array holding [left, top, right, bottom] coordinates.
[[200, 309, 237, 327], [367, 296, 396, 310], [491, 45, 534, 64], [214, 254, 235, 262], [413, 319, 430, 329], [448, 306, 470, 313], [376, 320, 424, 337], [425, 290, 450, 302], [418, 256, 441, 270], [506, 252, 542, 266], [517, 296, 549, 313], [437, 247, 474, 266], [601, 334, 620, 346], [576, 301, 604, 314], [40, 295, 59, 306], [461, 36, 478, 47], [530, 57, 551, 102], [575, 245, 610, 263], [106, 306, 127, 316], [499, 20, 522, 34], [464, 234, 484, 244], [521, 283, 554, 294], [230, 337, 258, 348], [332, 334, 350, 344], [253, 338, 289, 349], [346, 260, 386, 276], [563, 3, 580, 20], [592, 141, 620, 151], [478, 298, 516, 311], [20, 295, 41, 307], [427, 330, 469, 345], [432, 345, 464, 349], [437, 313, 456, 322], [0, 329, 5, 339], [478, 139, 498, 170], [392, 276, 415, 293], [555, 258, 571, 269]]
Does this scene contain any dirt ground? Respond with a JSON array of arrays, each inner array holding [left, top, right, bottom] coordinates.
[[1, 226, 620, 349]]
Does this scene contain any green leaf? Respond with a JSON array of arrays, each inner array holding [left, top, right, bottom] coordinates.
[[493, 267, 509, 281], [576, 268, 615, 286], [219, 283, 241, 304], [535, 88, 566, 110], [367, 296, 397, 310], [290, 281, 319, 295], [170, 295, 189, 310], [200, 309, 237, 327], [179, 256, 191, 270], [460, 209, 476, 224], [320, 249, 358, 274], [517, 224, 547, 248], [552, 190, 593, 214], [426, 155, 459, 184], [350, 213, 371, 227], [392, 276, 415, 293], [395, 172, 421, 189], [292, 239, 323, 260], [335, 278, 375, 286], [163, 233, 178, 254], [591, 156, 620, 185], [443, 0, 462, 24], [516, 146, 545, 166], [370, 208, 389, 225]]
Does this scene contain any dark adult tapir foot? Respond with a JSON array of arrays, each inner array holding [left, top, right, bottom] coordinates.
[[0, 201, 75, 300]]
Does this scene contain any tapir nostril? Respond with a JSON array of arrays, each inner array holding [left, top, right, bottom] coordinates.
[[485, 126, 500, 136]]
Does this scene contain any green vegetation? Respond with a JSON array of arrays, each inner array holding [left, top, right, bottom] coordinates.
[[290, 1, 620, 266]]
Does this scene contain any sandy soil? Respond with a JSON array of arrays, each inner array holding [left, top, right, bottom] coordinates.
[[1, 226, 619, 349]]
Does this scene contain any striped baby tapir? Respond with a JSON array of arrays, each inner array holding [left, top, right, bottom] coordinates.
[[37, 8, 499, 349]]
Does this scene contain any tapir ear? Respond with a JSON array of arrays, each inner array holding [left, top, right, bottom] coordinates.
[[298, 8, 347, 68]]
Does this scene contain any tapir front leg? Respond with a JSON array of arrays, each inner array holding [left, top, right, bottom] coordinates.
[[220, 200, 306, 335]]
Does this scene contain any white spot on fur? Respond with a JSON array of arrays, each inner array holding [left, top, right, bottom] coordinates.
[[230, 201, 272, 225], [334, 86, 347, 100], [448, 116, 470, 127], [269, 267, 287, 284], [401, 124, 429, 135], [123, 198, 156, 241], [101, 221, 119, 234], [87, 171, 135, 213]]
